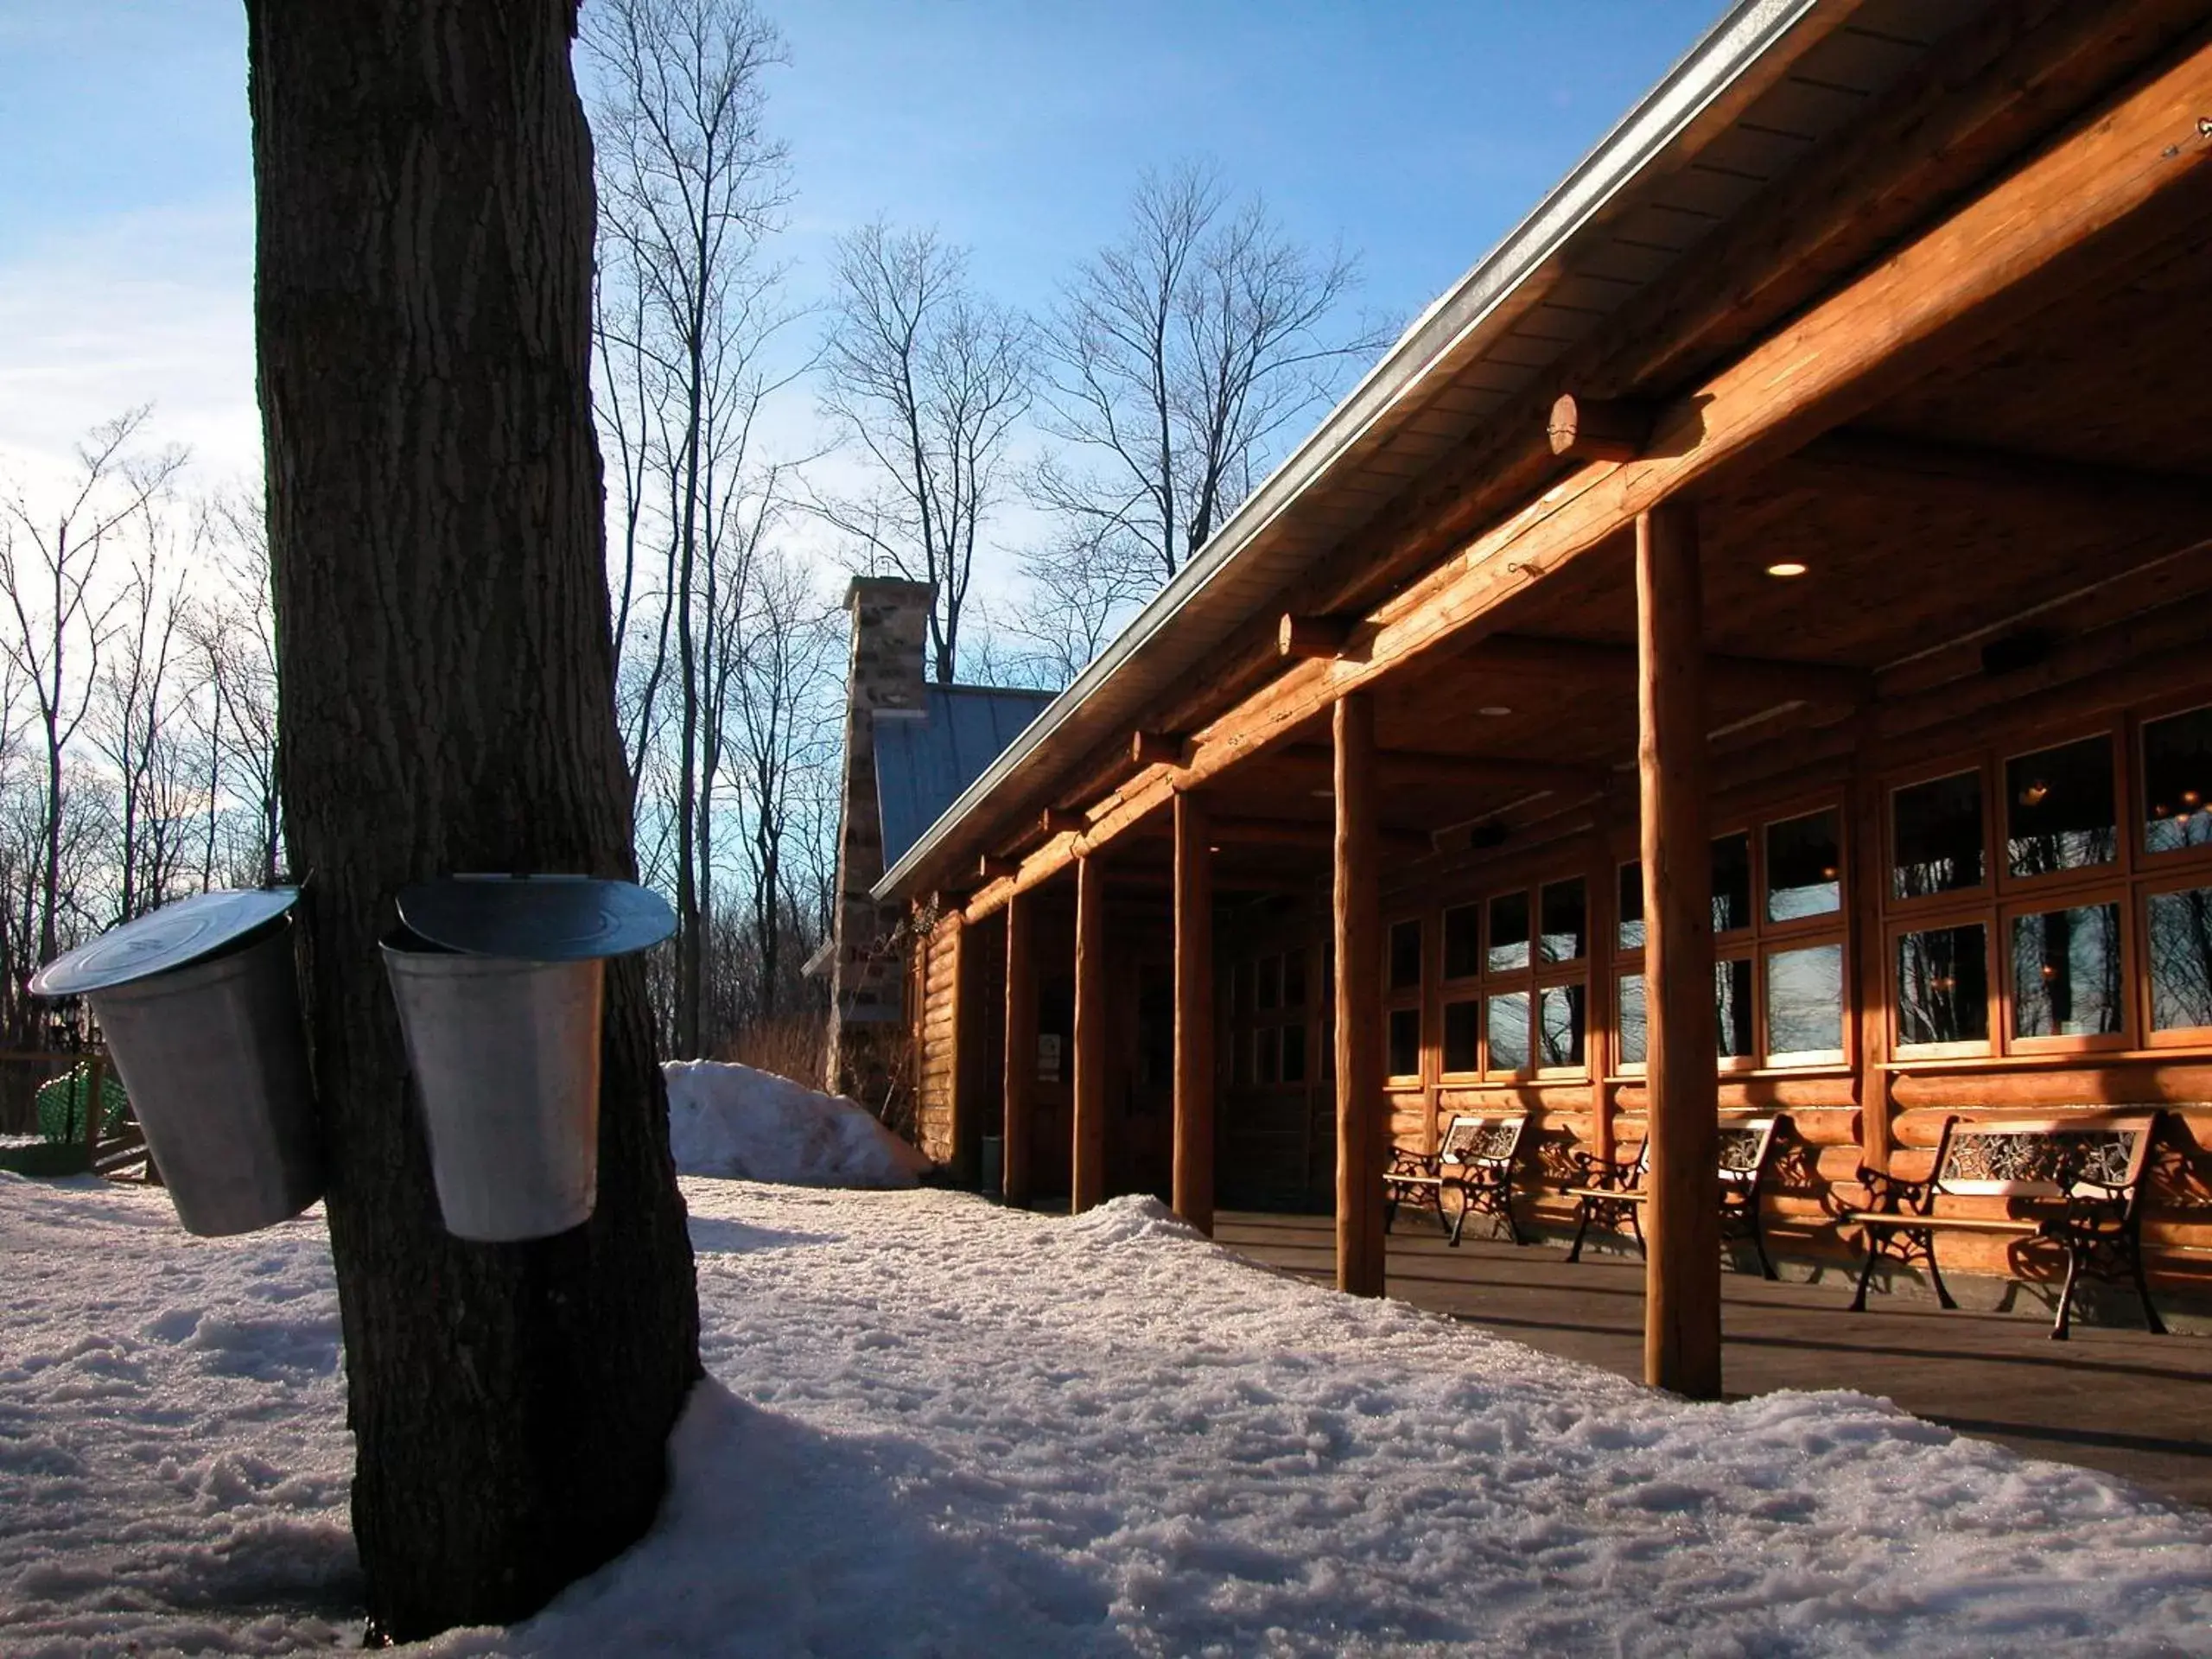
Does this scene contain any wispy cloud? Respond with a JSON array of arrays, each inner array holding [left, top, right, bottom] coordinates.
[[0, 200, 260, 490]]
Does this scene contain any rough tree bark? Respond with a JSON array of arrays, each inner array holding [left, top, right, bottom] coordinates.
[[245, 0, 702, 1640]]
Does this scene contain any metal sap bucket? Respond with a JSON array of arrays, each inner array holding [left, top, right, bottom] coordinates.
[[31, 890, 320, 1236], [383, 875, 674, 1243]]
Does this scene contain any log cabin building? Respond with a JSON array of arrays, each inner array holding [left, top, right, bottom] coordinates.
[[872, 0, 2212, 1395]]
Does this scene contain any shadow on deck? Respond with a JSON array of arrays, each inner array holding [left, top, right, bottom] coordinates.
[[1213, 1209, 2212, 1510]]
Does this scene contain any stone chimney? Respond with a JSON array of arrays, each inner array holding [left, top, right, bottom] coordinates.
[[823, 576, 934, 1100]]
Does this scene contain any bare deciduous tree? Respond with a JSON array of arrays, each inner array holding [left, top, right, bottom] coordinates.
[[0, 409, 186, 972], [817, 220, 1031, 683], [1032, 161, 1389, 592], [586, 0, 800, 1058]]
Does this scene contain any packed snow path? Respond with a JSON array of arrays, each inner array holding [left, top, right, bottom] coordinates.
[[4, 1173, 2210, 1656]]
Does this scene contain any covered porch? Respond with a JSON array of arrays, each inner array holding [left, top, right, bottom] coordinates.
[[1216, 1211, 2212, 1508], [891, 4, 2212, 1410]]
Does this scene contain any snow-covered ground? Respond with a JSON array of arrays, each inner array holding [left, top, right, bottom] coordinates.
[[5, 1172, 2211, 1658]]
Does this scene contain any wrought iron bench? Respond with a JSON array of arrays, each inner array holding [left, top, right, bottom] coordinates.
[[1563, 1115, 1789, 1278], [1843, 1112, 2165, 1341], [1384, 1113, 1528, 1247]]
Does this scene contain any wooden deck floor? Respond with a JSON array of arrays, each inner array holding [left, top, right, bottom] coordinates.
[[1212, 1209, 2212, 1510]]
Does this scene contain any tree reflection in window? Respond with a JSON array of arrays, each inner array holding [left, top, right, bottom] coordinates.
[[1540, 877, 1586, 963], [1897, 924, 1988, 1046], [1487, 991, 1529, 1072], [2005, 735, 2115, 878], [2148, 886, 2212, 1033], [2144, 706, 2212, 855], [2011, 902, 2122, 1039], [1893, 772, 1983, 899], [1767, 943, 1844, 1059], [1617, 974, 1646, 1065], [1713, 833, 1753, 932], [1766, 810, 1841, 921], [1715, 957, 1754, 1058], [1540, 983, 1585, 1067]]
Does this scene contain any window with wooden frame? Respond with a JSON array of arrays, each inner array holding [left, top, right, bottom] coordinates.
[[1437, 874, 1591, 1080], [1385, 918, 1424, 1083], [1613, 797, 1848, 1074], [1232, 949, 1313, 1089], [1885, 697, 2212, 1059]]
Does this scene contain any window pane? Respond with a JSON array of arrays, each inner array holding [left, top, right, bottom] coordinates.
[[2144, 706, 2212, 855], [2012, 903, 2123, 1039], [1387, 1007, 1421, 1077], [1231, 961, 1251, 1014], [1539, 983, 1586, 1068], [1767, 943, 1844, 1061], [1766, 810, 1842, 922], [1388, 920, 1422, 991], [1442, 904, 1480, 979], [1897, 925, 1989, 1047], [1713, 833, 1753, 933], [2148, 886, 2212, 1033], [1255, 1027, 1279, 1085], [1487, 892, 1530, 974], [1282, 951, 1307, 1008], [1617, 974, 1646, 1065], [1893, 772, 1984, 899], [1618, 862, 1644, 951], [1715, 957, 1755, 1058], [1442, 1001, 1479, 1073], [1540, 878, 1588, 963], [2006, 735, 2115, 878], [1280, 1024, 1306, 1084], [1257, 953, 1281, 1011], [1486, 992, 1530, 1072]]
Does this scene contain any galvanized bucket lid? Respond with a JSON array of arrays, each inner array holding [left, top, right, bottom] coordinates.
[[31, 889, 301, 997], [395, 874, 674, 962]]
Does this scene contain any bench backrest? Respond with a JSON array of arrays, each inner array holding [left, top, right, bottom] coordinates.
[[1718, 1116, 1783, 1187], [1438, 1113, 1526, 1169], [1929, 1113, 2160, 1199], [1618, 1115, 1784, 1186]]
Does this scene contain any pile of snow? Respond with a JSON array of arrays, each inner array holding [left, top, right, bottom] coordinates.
[[5, 1173, 2212, 1656], [663, 1059, 930, 1189]]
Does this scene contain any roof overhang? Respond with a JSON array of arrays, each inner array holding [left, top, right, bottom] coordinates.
[[874, 0, 1955, 906]]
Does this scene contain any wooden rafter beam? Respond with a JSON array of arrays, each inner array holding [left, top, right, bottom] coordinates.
[[1130, 729, 1189, 767], [1278, 614, 1357, 659], [1462, 634, 1874, 711], [1777, 429, 2212, 520], [958, 40, 2212, 925], [1211, 815, 1432, 857], [1548, 393, 1654, 462], [1276, 743, 1608, 797]]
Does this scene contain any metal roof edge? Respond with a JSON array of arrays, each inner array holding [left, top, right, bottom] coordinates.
[[874, 0, 1828, 906]]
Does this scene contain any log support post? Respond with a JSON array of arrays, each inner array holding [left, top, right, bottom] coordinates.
[[1001, 887, 1035, 1205], [1637, 503, 1721, 1398], [1071, 855, 1106, 1213], [1172, 793, 1216, 1234], [1334, 693, 1386, 1296]]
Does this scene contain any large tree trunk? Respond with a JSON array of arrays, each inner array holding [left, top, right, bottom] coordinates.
[[245, 0, 702, 1640]]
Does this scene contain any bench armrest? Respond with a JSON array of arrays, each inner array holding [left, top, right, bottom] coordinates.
[[1388, 1148, 1438, 1179], [1852, 1164, 1931, 1215], [1569, 1148, 1640, 1192]]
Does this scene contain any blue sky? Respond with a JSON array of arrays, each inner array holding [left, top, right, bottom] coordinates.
[[0, 0, 1724, 511]]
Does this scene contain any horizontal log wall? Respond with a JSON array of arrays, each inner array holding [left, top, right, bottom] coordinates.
[[915, 916, 963, 1166]]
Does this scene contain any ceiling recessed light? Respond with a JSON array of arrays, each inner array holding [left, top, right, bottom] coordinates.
[[1477, 705, 1513, 718], [1765, 561, 1808, 578]]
